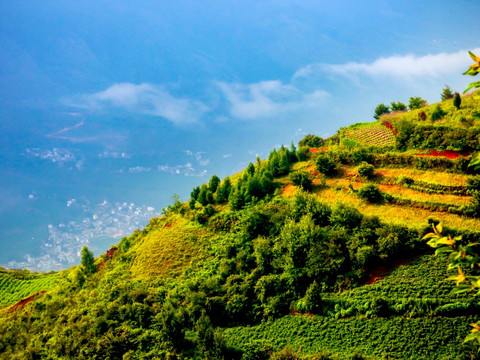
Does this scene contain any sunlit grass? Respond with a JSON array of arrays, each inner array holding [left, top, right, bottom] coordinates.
[[130, 216, 211, 280], [309, 186, 480, 232], [373, 167, 468, 187]]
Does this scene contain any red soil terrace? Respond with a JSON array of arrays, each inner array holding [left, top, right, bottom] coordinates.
[[309, 147, 328, 153], [364, 258, 414, 285], [9, 290, 46, 311], [415, 150, 469, 159]]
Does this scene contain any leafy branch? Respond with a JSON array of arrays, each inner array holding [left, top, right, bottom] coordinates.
[[424, 224, 480, 345], [463, 51, 480, 94]]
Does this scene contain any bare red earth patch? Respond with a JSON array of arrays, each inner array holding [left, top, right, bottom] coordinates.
[[415, 150, 469, 159], [9, 291, 46, 312], [309, 147, 328, 153], [363, 258, 414, 285], [381, 121, 398, 135]]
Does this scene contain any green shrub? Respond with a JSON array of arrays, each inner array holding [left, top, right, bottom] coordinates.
[[390, 101, 407, 112], [357, 184, 383, 204], [431, 104, 446, 121], [441, 85, 454, 101], [315, 155, 337, 176], [299, 134, 323, 148], [303, 281, 323, 314], [330, 203, 363, 229], [290, 171, 313, 191], [357, 162, 375, 179], [352, 148, 374, 165], [397, 176, 414, 186], [296, 146, 310, 161], [291, 190, 332, 227], [241, 341, 272, 360]]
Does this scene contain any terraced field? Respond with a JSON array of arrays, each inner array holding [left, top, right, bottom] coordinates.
[[0, 270, 59, 308], [342, 122, 396, 147]]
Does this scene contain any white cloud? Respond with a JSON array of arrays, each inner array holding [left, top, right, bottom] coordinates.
[[222, 154, 232, 159], [294, 48, 480, 81], [68, 83, 209, 125], [217, 80, 329, 120], [98, 151, 131, 159], [186, 150, 210, 166], [25, 148, 76, 164], [128, 166, 151, 173], [157, 163, 207, 177]]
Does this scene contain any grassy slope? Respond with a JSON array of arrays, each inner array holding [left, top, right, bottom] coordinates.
[[380, 92, 480, 127], [290, 161, 480, 233]]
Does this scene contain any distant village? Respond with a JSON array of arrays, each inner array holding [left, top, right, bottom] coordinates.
[[5, 199, 159, 272]]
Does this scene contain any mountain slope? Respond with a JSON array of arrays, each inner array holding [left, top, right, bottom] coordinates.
[[1, 92, 480, 359]]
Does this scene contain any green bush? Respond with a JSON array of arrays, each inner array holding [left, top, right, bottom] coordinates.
[[441, 85, 454, 101], [357, 162, 375, 179], [291, 190, 332, 227], [290, 171, 313, 191], [315, 155, 337, 176], [390, 101, 407, 112], [330, 203, 363, 229], [352, 148, 374, 165], [299, 134, 324, 148], [296, 146, 310, 161], [357, 184, 383, 204], [431, 104, 446, 121]]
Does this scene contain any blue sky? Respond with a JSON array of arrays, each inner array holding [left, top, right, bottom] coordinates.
[[0, 0, 479, 268]]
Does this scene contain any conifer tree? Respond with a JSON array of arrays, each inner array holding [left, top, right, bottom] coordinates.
[[216, 177, 232, 203], [453, 92, 461, 109], [208, 175, 221, 193], [81, 246, 96, 275], [441, 85, 454, 101]]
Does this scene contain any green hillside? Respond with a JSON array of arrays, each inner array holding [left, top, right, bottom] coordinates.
[[1, 91, 480, 359]]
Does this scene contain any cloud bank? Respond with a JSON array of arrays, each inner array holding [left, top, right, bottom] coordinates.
[[158, 163, 208, 177], [217, 80, 328, 120], [69, 83, 209, 125], [294, 48, 480, 81], [66, 49, 479, 126]]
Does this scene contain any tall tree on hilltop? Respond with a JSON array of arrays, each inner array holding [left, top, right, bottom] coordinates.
[[81, 246, 96, 275], [441, 85, 454, 101], [373, 103, 390, 119]]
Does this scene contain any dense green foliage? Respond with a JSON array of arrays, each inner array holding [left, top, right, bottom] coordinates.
[[289, 171, 313, 191], [408, 96, 427, 110], [298, 134, 324, 148], [373, 103, 390, 119], [357, 162, 375, 179]]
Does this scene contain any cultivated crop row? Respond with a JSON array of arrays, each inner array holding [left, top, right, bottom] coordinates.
[[0, 272, 58, 307], [343, 124, 396, 147]]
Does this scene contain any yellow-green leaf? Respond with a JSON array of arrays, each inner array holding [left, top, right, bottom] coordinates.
[[469, 51, 480, 63], [446, 267, 466, 285], [436, 223, 443, 234]]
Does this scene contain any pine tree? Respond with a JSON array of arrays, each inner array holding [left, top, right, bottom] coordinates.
[[216, 177, 232, 203], [197, 185, 209, 206], [208, 175, 221, 193], [441, 85, 454, 101], [81, 246, 96, 275], [453, 92, 462, 109]]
